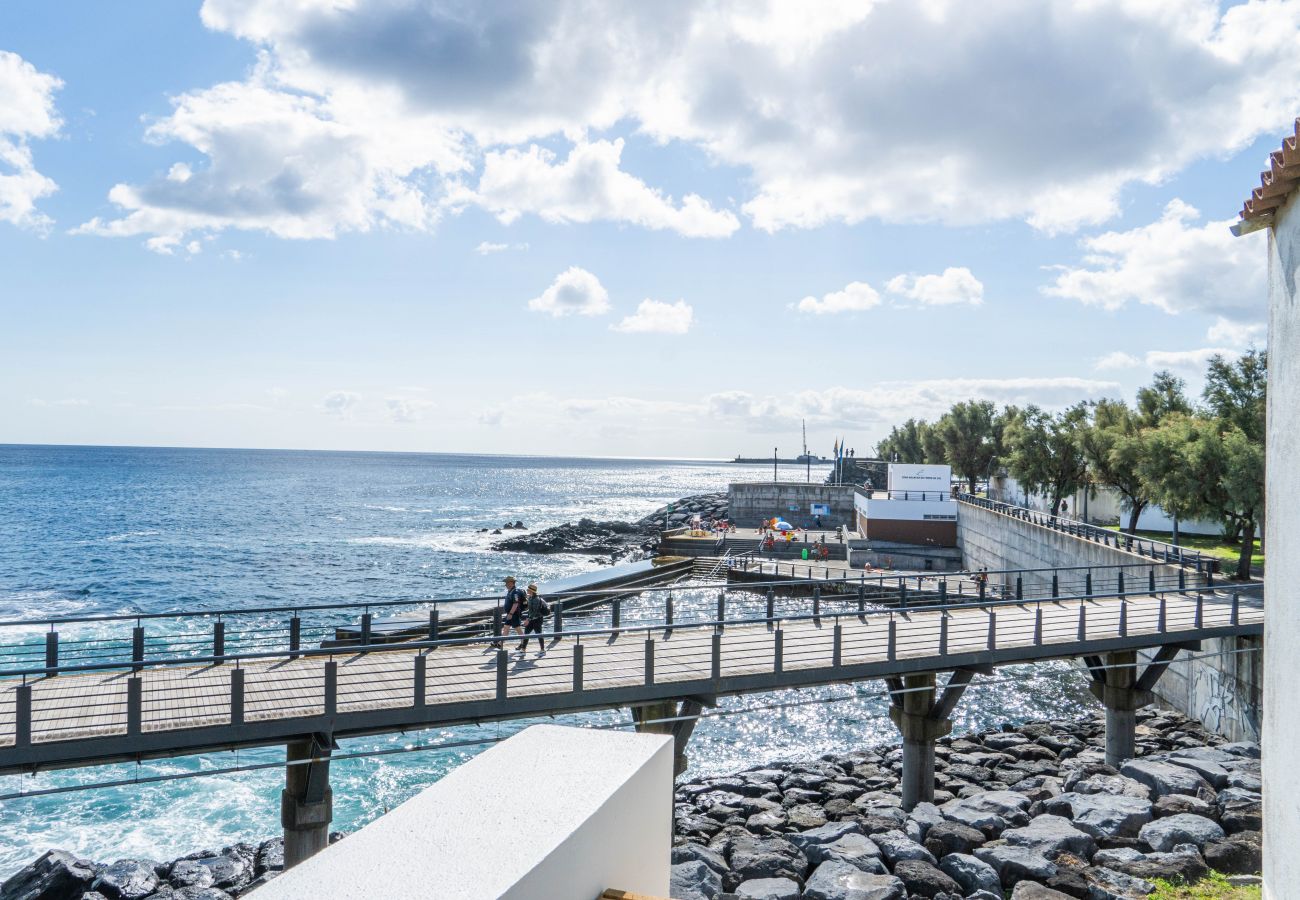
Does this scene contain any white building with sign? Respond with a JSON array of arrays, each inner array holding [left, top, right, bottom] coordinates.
[[855, 464, 957, 546]]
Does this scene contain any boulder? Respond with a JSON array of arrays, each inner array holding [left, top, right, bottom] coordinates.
[[165, 861, 214, 890], [1151, 794, 1216, 821], [941, 791, 1031, 838], [923, 820, 986, 858], [870, 830, 935, 867], [1002, 814, 1097, 861], [786, 821, 863, 854], [814, 835, 887, 875], [1070, 775, 1150, 801], [1011, 883, 1077, 900], [1041, 793, 1152, 839], [189, 855, 251, 894], [0, 850, 101, 900], [802, 861, 906, 900], [670, 860, 722, 900], [787, 805, 828, 830], [1203, 832, 1262, 875], [937, 853, 1002, 897], [170, 890, 232, 900], [1081, 865, 1155, 899], [1159, 755, 1229, 789], [734, 877, 801, 900], [252, 840, 283, 877], [906, 802, 945, 841], [90, 861, 159, 900], [890, 859, 961, 898], [1118, 760, 1214, 801], [727, 836, 809, 888], [1138, 813, 1224, 851], [974, 844, 1058, 888], [1092, 845, 1207, 882], [673, 843, 729, 880]]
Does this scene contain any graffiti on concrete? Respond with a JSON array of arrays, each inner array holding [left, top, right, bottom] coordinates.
[[1190, 660, 1259, 743]]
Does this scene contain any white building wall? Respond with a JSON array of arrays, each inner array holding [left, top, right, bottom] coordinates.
[[988, 474, 1221, 536], [1264, 188, 1300, 899]]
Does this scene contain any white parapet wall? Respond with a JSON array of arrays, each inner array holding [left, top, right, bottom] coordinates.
[[249, 725, 674, 900]]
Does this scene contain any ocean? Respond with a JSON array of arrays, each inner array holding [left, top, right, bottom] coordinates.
[[0, 445, 1095, 875]]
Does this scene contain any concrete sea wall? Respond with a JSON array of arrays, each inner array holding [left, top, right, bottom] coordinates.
[[728, 482, 856, 528], [957, 501, 1261, 743]]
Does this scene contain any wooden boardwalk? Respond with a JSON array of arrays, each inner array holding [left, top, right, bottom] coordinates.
[[0, 589, 1261, 775]]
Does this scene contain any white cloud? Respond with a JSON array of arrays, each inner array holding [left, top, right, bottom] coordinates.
[[1207, 317, 1266, 348], [28, 397, 89, 407], [796, 281, 881, 315], [385, 397, 432, 423], [85, 0, 1300, 245], [1044, 199, 1267, 324], [0, 51, 63, 230], [478, 408, 504, 426], [474, 240, 528, 255], [477, 139, 738, 238], [1144, 347, 1238, 372], [885, 267, 984, 307], [320, 390, 360, 416], [1094, 351, 1141, 371], [528, 266, 610, 317], [612, 299, 693, 334]]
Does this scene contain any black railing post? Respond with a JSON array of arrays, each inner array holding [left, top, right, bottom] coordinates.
[[214, 620, 226, 662], [128, 677, 142, 735], [1178, 569, 1187, 594], [717, 591, 726, 629], [1078, 601, 1087, 640], [573, 643, 584, 692], [1051, 574, 1059, 598], [1117, 570, 1125, 594], [898, 580, 907, 608], [1195, 594, 1204, 629], [887, 617, 897, 660], [496, 649, 508, 699], [1016, 576, 1023, 601], [289, 615, 301, 660], [360, 612, 372, 646], [978, 579, 986, 601], [939, 613, 948, 656], [1119, 599, 1128, 637], [1034, 604, 1042, 645], [766, 588, 775, 623], [644, 638, 655, 685], [665, 594, 674, 629], [45, 631, 58, 674], [16, 682, 31, 748], [857, 585, 865, 613], [711, 632, 721, 681], [414, 654, 427, 707], [939, 580, 948, 604], [325, 660, 338, 716], [231, 667, 245, 726], [1158, 596, 1167, 632], [987, 611, 997, 650], [832, 620, 842, 667], [1231, 594, 1240, 626], [132, 624, 145, 672], [554, 599, 564, 634], [774, 629, 784, 673], [1086, 572, 1093, 595], [1148, 569, 1156, 593], [612, 597, 621, 629], [813, 586, 821, 619], [428, 609, 439, 643]]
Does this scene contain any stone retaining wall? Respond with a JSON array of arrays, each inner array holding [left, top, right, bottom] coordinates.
[[956, 501, 1262, 743], [728, 483, 856, 528]]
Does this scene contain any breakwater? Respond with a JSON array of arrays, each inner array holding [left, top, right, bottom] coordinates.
[[671, 709, 1261, 899]]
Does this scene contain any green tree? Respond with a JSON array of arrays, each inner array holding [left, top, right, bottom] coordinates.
[[1005, 403, 1090, 515], [1078, 399, 1151, 535], [874, 418, 930, 463], [1138, 413, 1264, 580], [1204, 350, 1266, 442], [935, 400, 1000, 494], [1135, 370, 1192, 427]]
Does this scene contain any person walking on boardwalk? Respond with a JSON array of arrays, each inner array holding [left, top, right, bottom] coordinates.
[[497, 576, 527, 649], [518, 583, 549, 653]]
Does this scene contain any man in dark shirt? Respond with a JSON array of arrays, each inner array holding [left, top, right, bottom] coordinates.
[[496, 576, 527, 649]]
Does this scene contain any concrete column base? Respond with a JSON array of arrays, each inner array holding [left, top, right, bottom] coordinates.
[[1088, 650, 1152, 768], [888, 673, 954, 810], [283, 735, 333, 869], [632, 699, 703, 776]]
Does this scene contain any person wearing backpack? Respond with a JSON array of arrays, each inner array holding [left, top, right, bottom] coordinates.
[[518, 583, 549, 653], [497, 576, 527, 649]]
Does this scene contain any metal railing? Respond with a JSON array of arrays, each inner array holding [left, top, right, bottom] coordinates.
[[859, 489, 954, 502], [0, 575, 1262, 767], [957, 494, 1216, 572]]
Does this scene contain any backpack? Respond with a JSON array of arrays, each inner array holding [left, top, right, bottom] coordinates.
[[535, 596, 551, 618]]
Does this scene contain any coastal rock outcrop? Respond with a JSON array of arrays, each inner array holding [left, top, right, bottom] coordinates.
[[490, 492, 728, 556]]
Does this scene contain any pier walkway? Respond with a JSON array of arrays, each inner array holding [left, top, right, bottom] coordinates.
[[0, 561, 1262, 866]]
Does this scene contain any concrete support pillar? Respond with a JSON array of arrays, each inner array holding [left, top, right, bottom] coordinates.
[[1088, 650, 1150, 768], [282, 734, 333, 869], [632, 699, 703, 777], [888, 673, 954, 810]]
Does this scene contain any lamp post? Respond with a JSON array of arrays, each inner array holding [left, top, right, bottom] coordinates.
[[773, 447, 778, 483]]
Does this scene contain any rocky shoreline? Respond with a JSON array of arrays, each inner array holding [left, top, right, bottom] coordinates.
[[489, 491, 729, 557], [670, 708, 1262, 899], [2, 708, 1261, 900]]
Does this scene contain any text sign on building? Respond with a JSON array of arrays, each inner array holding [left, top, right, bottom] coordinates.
[[886, 463, 953, 494]]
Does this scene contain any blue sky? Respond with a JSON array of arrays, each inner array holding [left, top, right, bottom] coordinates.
[[0, 1, 1292, 458]]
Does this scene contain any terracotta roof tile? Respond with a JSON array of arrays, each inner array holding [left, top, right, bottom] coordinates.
[[1239, 118, 1300, 228]]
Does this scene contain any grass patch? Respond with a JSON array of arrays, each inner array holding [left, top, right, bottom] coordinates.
[[1102, 526, 1264, 573], [1149, 871, 1261, 899]]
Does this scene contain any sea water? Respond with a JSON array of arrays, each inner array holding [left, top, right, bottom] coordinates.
[[0, 445, 1095, 875]]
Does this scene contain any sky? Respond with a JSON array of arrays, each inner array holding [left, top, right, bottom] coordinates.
[[0, 0, 1294, 459]]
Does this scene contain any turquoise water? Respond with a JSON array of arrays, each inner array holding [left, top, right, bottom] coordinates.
[[0, 446, 1095, 874]]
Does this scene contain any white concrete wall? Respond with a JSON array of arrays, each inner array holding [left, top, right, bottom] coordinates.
[[1264, 189, 1299, 899], [887, 463, 952, 493], [249, 725, 674, 900], [855, 495, 956, 522]]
